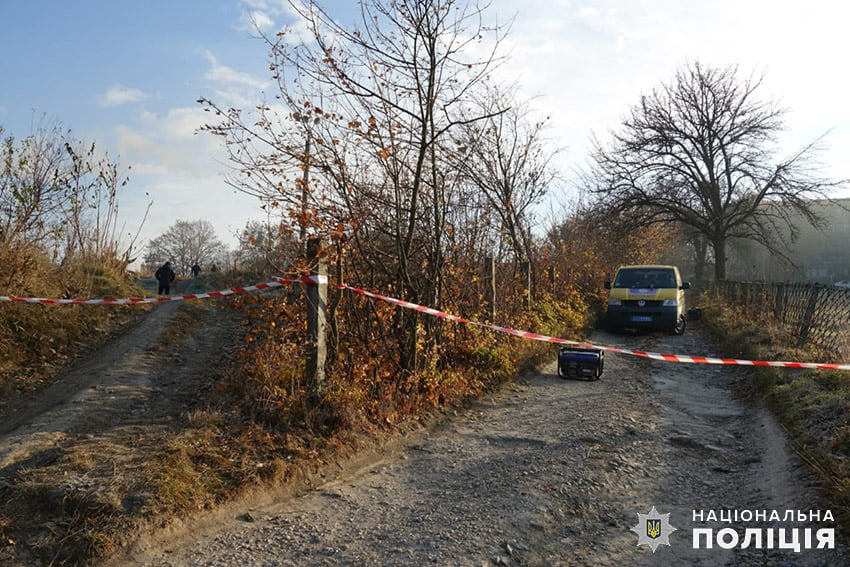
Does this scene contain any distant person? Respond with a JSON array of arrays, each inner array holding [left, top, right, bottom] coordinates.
[[191, 263, 201, 278], [155, 261, 176, 295], [210, 263, 218, 273]]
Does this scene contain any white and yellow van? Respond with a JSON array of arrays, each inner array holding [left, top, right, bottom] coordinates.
[[604, 265, 690, 334]]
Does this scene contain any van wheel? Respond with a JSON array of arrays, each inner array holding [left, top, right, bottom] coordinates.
[[672, 315, 686, 335]]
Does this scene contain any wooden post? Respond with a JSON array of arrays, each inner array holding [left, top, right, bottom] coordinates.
[[484, 256, 496, 322], [305, 238, 327, 402], [774, 283, 785, 322], [797, 284, 822, 348]]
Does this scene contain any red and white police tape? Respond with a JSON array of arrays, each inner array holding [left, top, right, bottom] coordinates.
[[2, 274, 847, 371], [334, 281, 850, 372], [0, 276, 324, 304]]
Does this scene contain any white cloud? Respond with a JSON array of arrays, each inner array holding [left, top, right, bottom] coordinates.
[[279, 4, 317, 45], [99, 85, 148, 107], [235, 0, 317, 45], [162, 107, 210, 139], [241, 9, 275, 32], [200, 51, 269, 111], [208, 87, 257, 111], [486, 0, 850, 205], [577, 6, 599, 21], [115, 124, 150, 153], [112, 108, 267, 253], [127, 174, 263, 251], [202, 51, 267, 90], [115, 107, 223, 174]]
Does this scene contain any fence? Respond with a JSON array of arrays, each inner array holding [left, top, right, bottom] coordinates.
[[714, 280, 850, 359]]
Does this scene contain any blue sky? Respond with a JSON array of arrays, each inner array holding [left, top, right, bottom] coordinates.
[[2, 0, 849, 260], [0, 0, 279, 258]]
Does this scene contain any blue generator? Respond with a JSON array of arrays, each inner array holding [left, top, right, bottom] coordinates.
[[558, 346, 604, 380]]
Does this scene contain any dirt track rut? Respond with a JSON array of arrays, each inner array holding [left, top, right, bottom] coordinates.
[[0, 278, 241, 567], [120, 326, 845, 567]]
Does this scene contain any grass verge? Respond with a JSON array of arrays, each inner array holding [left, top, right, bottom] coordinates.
[[701, 301, 850, 527]]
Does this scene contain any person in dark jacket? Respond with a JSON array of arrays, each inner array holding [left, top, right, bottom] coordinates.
[[155, 261, 176, 295]]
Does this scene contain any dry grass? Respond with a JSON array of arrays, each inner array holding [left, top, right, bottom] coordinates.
[[0, 434, 144, 564], [702, 301, 850, 527], [0, 246, 147, 406], [0, 286, 299, 565], [0, 301, 217, 566], [0, 247, 183, 565]]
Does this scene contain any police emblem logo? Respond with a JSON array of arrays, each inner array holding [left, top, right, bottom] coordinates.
[[646, 518, 661, 539], [631, 506, 677, 552]]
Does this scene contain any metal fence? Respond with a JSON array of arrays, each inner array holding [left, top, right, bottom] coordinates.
[[714, 281, 850, 359]]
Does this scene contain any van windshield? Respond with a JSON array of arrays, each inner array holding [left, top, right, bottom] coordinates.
[[613, 268, 676, 289]]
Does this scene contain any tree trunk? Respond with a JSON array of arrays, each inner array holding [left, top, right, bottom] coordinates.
[[693, 235, 708, 286], [712, 236, 727, 281], [397, 311, 418, 373]]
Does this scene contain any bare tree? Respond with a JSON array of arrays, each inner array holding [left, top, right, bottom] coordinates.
[[0, 119, 140, 269], [0, 121, 69, 247], [62, 139, 133, 262], [201, 0, 510, 371], [588, 62, 843, 281], [455, 86, 560, 296], [234, 219, 300, 273], [143, 219, 226, 276]]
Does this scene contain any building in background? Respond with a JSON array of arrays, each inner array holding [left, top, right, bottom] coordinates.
[[727, 198, 850, 284]]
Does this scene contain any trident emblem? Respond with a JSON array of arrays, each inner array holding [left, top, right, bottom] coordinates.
[[646, 518, 661, 539]]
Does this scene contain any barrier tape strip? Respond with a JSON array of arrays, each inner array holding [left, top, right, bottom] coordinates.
[[0, 276, 323, 304], [2, 274, 847, 370], [335, 282, 850, 372]]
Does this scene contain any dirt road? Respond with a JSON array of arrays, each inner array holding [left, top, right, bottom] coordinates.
[[0, 279, 231, 468], [0, 278, 241, 566], [117, 326, 845, 567]]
